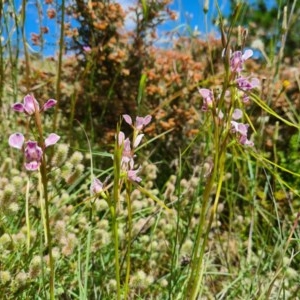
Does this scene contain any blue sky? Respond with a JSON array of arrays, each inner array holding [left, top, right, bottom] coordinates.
[[2, 0, 276, 56], [163, 0, 231, 33]]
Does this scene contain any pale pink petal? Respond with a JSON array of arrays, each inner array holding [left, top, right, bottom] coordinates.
[[217, 109, 224, 119], [135, 117, 144, 130], [240, 135, 254, 146], [123, 114, 132, 125], [25, 161, 40, 171], [118, 131, 125, 146], [199, 88, 211, 98], [9, 133, 25, 149], [142, 115, 152, 127], [127, 167, 142, 182], [242, 49, 253, 60], [134, 134, 144, 148], [230, 121, 239, 132], [237, 123, 249, 136], [45, 133, 60, 147], [23, 94, 39, 115], [123, 138, 131, 156], [83, 46, 91, 52], [250, 78, 260, 88], [232, 109, 243, 120], [91, 178, 103, 195], [43, 99, 57, 111]]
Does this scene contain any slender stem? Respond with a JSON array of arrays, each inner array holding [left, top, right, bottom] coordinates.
[[112, 128, 122, 300], [186, 113, 222, 299], [34, 105, 55, 299], [124, 182, 132, 299], [38, 171, 47, 243], [40, 161, 55, 300], [111, 205, 121, 300], [189, 152, 226, 299], [185, 162, 217, 298], [25, 176, 31, 252], [83, 207, 93, 298]]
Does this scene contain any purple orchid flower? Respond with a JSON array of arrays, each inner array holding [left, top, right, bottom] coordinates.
[[230, 121, 253, 147], [118, 131, 144, 166], [230, 49, 253, 73], [236, 77, 260, 91], [236, 76, 260, 102], [127, 166, 142, 182], [232, 108, 243, 120], [123, 114, 152, 131], [8, 132, 60, 171], [83, 46, 92, 52], [12, 94, 57, 115], [199, 88, 214, 111], [90, 178, 103, 195], [117, 131, 144, 182]]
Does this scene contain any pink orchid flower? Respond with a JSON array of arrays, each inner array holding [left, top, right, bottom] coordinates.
[[230, 121, 253, 147], [232, 108, 243, 120], [199, 88, 214, 111], [127, 167, 142, 182], [230, 49, 253, 73], [123, 114, 152, 131], [8, 132, 60, 171], [12, 94, 57, 115], [90, 178, 103, 195]]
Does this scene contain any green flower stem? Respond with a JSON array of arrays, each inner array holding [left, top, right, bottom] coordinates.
[[124, 182, 133, 300], [37, 171, 47, 244], [25, 176, 31, 252], [112, 130, 122, 300], [185, 160, 217, 298], [34, 107, 55, 299], [111, 204, 121, 300], [189, 151, 226, 300], [83, 207, 93, 298], [40, 159, 55, 300], [186, 112, 224, 299]]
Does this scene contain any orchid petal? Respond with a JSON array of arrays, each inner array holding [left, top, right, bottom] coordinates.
[[232, 109, 243, 120], [43, 99, 57, 111], [127, 167, 142, 182], [123, 114, 132, 125], [12, 103, 25, 113], [217, 109, 224, 119], [118, 131, 125, 146], [45, 133, 60, 147], [9, 133, 25, 149], [83, 46, 91, 52], [250, 78, 260, 88], [91, 178, 103, 195], [23, 94, 39, 115], [142, 115, 152, 127], [134, 134, 144, 148], [242, 49, 253, 60], [240, 135, 254, 146], [199, 88, 211, 98], [230, 121, 239, 132], [25, 141, 43, 162], [135, 117, 144, 130], [25, 161, 40, 171]]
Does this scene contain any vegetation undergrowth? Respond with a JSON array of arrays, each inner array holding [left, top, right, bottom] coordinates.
[[1, 0, 300, 299]]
